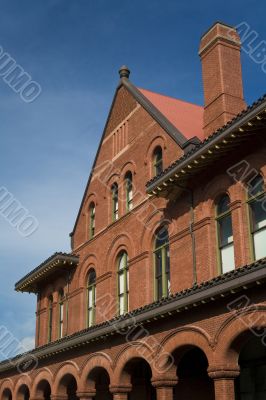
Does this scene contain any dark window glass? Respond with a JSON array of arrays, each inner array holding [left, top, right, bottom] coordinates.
[[153, 147, 163, 176], [216, 195, 235, 273], [248, 174, 266, 261], [154, 227, 170, 300]]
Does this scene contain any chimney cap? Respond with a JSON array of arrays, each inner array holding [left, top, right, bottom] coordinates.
[[119, 65, 130, 79], [200, 21, 236, 39]]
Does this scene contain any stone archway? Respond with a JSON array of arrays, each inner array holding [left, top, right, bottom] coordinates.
[[35, 379, 51, 400], [123, 358, 156, 400], [58, 374, 78, 400], [2, 388, 12, 400], [174, 346, 215, 400], [235, 335, 266, 399], [16, 385, 30, 400], [87, 366, 112, 400]]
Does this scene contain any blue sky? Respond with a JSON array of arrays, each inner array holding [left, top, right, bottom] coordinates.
[[0, 0, 265, 354]]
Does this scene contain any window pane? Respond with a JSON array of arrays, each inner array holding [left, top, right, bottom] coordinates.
[[155, 161, 163, 175], [249, 175, 264, 197], [157, 277, 163, 300], [126, 269, 129, 292], [119, 273, 124, 294], [155, 251, 162, 277], [119, 296, 124, 315], [155, 227, 169, 249], [219, 215, 233, 246], [60, 303, 64, 321], [88, 288, 93, 306], [166, 246, 170, 273], [88, 309, 93, 326], [217, 195, 230, 215], [250, 201, 266, 231], [154, 147, 163, 176], [88, 269, 96, 285], [166, 247, 170, 294], [253, 229, 266, 260], [118, 253, 127, 270], [221, 243, 235, 273]]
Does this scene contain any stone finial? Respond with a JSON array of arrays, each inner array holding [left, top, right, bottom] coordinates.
[[119, 65, 130, 79]]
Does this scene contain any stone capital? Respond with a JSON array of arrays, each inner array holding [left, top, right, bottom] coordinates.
[[208, 365, 240, 380], [151, 378, 178, 388], [76, 391, 96, 399], [109, 385, 132, 394]]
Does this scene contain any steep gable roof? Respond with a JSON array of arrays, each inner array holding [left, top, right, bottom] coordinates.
[[71, 67, 202, 237], [138, 88, 204, 140]]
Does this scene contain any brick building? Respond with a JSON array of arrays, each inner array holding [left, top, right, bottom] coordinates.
[[0, 21, 266, 400]]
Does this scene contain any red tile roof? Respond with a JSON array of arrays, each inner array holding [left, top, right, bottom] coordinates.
[[138, 88, 204, 141]]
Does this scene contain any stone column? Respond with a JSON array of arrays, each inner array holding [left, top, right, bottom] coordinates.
[[109, 385, 131, 400], [208, 367, 240, 400], [152, 379, 177, 400]]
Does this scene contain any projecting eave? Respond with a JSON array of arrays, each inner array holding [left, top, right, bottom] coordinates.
[[1, 257, 266, 374], [146, 94, 266, 197], [15, 252, 79, 293]]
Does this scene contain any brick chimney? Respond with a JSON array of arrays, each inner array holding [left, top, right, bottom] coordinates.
[[199, 22, 246, 137]]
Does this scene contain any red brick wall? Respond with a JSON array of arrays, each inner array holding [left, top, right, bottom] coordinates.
[[35, 84, 266, 347]]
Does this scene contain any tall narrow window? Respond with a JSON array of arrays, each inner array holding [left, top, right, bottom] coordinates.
[[248, 175, 266, 261], [125, 172, 133, 212], [89, 202, 95, 239], [58, 289, 64, 339], [154, 227, 170, 300], [117, 251, 129, 315], [47, 295, 53, 343], [216, 194, 235, 273], [153, 146, 163, 176], [87, 269, 96, 327], [112, 183, 119, 221]]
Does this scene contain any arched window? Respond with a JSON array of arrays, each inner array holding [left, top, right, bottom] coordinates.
[[87, 269, 96, 327], [47, 295, 53, 343], [154, 226, 170, 300], [216, 194, 235, 273], [125, 171, 133, 212], [58, 289, 64, 339], [89, 202, 95, 239], [111, 183, 119, 221], [153, 146, 163, 176], [248, 174, 266, 261], [117, 251, 129, 315]]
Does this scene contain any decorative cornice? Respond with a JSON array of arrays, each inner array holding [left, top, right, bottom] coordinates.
[[15, 253, 79, 293]]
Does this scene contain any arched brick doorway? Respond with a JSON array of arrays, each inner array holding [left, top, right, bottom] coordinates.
[[235, 335, 266, 399], [58, 374, 78, 400], [17, 385, 30, 400], [124, 358, 156, 400], [2, 388, 12, 400], [87, 366, 112, 400], [35, 379, 51, 400], [174, 347, 215, 399]]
